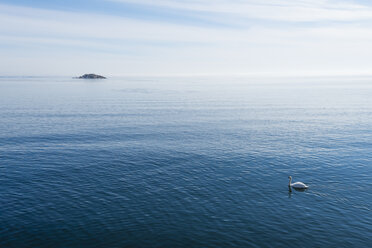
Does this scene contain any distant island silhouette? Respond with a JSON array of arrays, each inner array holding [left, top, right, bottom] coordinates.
[[76, 74, 106, 79]]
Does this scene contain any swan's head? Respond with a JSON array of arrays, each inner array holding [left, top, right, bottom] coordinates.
[[288, 176, 292, 179]]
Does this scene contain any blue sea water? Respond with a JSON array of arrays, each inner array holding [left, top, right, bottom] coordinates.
[[1, 76, 372, 247]]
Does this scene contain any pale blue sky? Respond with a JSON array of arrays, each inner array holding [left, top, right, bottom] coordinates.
[[1, 0, 372, 76]]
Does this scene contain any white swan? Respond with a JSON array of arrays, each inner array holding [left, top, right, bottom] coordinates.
[[288, 176, 308, 189]]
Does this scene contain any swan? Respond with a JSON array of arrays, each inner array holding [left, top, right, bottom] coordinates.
[[288, 176, 308, 189]]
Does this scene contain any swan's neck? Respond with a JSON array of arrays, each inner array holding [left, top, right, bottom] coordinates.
[[288, 177, 292, 186]]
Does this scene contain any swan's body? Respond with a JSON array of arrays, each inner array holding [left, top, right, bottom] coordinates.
[[288, 176, 308, 189]]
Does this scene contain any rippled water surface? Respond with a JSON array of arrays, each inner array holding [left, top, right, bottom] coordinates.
[[1, 76, 372, 247]]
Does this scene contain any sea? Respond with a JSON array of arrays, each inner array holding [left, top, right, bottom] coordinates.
[[1, 76, 372, 247]]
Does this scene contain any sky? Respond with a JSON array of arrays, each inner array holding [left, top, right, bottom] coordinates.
[[1, 0, 372, 76]]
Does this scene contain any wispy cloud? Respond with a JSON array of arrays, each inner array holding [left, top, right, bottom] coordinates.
[[1, 1, 372, 76], [109, 0, 372, 22]]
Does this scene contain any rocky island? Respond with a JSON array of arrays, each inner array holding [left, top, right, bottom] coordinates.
[[77, 74, 106, 79]]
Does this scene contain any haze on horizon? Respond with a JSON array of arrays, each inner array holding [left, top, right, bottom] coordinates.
[[1, 0, 372, 77]]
